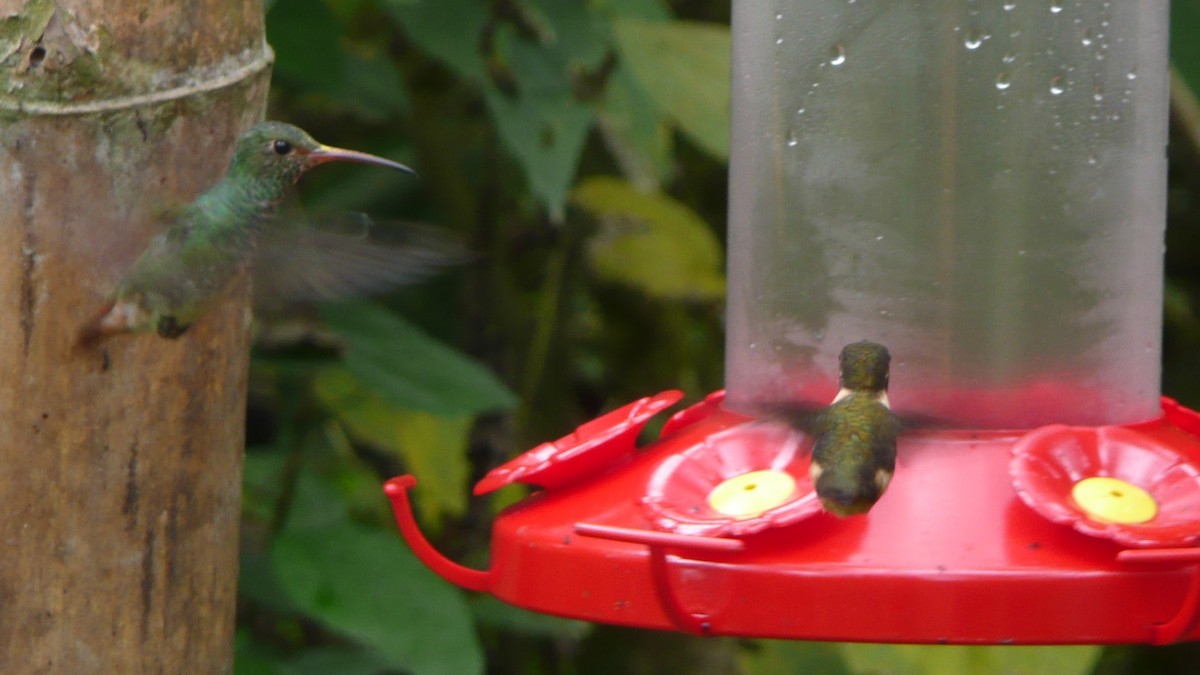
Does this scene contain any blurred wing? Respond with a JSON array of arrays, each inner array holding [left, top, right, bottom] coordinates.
[[252, 212, 472, 311], [753, 399, 962, 433], [744, 400, 827, 434], [894, 410, 963, 431]]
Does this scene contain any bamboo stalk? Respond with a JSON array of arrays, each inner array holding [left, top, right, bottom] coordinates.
[[0, 1, 271, 672]]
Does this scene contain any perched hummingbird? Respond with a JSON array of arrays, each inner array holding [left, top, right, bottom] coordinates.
[[807, 340, 901, 517], [759, 340, 901, 517], [81, 121, 462, 344]]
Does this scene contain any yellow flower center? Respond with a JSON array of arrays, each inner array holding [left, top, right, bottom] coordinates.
[[1071, 476, 1158, 525], [708, 470, 797, 518]]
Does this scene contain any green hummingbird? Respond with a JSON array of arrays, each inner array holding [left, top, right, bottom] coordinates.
[[807, 340, 901, 517], [758, 340, 902, 517], [82, 121, 462, 344]]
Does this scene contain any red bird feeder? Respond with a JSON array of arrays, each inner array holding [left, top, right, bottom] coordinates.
[[386, 1, 1200, 644]]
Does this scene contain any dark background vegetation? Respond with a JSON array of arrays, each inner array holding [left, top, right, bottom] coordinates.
[[236, 1, 1200, 673]]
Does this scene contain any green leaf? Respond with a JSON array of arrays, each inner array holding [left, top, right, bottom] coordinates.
[[385, 0, 491, 81], [283, 647, 396, 675], [268, 1, 409, 120], [738, 640, 852, 675], [337, 48, 411, 119], [612, 18, 730, 160], [267, 0, 346, 97], [391, 0, 606, 215], [314, 368, 471, 524], [1172, 2, 1200, 106], [321, 301, 517, 415], [597, 64, 675, 190], [284, 468, 354, 531], [242, 447, 289, 524], [839, 644, 1102, 675], [481, 2, 606, 218], [573, 176, 725, 300], [235, 630, 287, 675], [238, 548, 297, 613], [525, 0, 610, 72], [273, 479, 482, 675], [485, 86, 595, 219], [596, 0, 672, 22], [1166, 279, 1200, 337]]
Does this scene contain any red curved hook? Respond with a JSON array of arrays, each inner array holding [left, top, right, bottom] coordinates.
[[1118, 547, 1200, 643], [648, 547, 714, 635], [384, 476, 491, 592], [575, 522, 743, 635]]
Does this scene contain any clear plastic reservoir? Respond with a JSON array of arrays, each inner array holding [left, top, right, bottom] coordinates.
[[725, 1, 1169, 428]]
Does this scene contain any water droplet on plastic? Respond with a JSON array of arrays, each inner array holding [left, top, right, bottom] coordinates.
[[1003, 1, 1016, 10], [1017, 249, 1028, 256], [874, 235, 884, 241], [1049, 76, 1065, 95], [1092, 85, 1104, 101], [829, 44, 846, 66], [775, 12, 783, 21], [1002, 52, 1016, 64], [796, 106, 806, 115], [1126, 70, 1137, 80], [964, 30, 984, 50], [996, 72, 1012, 90], [1087, 154, 1098, 165], [786, 132, 799, 148], [775, 37, 784, 45], [1050, 1, 1063, 13]]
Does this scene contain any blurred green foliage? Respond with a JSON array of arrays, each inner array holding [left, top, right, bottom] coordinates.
[[237, 1, 1200, 673]]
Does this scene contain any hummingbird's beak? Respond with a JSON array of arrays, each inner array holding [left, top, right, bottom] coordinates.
[[306, 145, 418, 175]]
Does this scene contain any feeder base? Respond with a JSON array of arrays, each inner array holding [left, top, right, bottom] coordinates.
[[386, 395, 1200, 644]]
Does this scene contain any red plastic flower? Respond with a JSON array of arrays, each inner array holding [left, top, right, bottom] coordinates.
[[474, 390, 684, 495], [1010, 424, 1200, 548], [641, 420, 822, 537]]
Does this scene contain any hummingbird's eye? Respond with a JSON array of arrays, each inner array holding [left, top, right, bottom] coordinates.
[[271, 140, 293, 156]]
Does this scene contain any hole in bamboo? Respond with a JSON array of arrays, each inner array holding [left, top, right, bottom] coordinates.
[[27, 46, 46, 69]]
